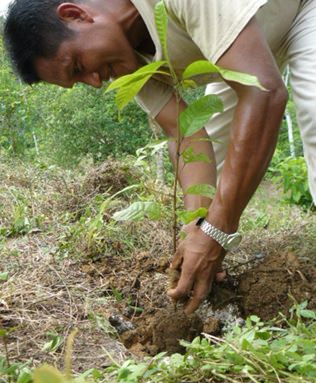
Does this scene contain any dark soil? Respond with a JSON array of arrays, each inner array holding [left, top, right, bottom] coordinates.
[[238, 250, 316, 321], [81, 247, 316, 356], [120, 308, 203, 355]]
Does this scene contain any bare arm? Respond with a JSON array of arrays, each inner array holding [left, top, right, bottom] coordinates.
[[156, 17, 288, 313], [156, 97, 217, 211], [209, 17, 288, 232]]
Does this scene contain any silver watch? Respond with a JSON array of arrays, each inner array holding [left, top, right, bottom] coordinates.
[[196, 218, 242, 251]]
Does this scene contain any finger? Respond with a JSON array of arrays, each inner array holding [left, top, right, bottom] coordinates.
[[167, 261, 195, 301], [184, 274, 214, 314], [215, 270, 227, 282], [170, 246, 184, 270]]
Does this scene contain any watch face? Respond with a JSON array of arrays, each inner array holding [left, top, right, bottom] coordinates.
[[226, 233, 242, 251]]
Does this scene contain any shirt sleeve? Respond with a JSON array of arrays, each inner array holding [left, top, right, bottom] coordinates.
[[164, 0, 267, 63]]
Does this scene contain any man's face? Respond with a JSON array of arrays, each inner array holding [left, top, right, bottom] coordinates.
[[35, 2, 139, 88]]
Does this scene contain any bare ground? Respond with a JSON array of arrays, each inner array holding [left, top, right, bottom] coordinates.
[[0, 161, 315, 373]]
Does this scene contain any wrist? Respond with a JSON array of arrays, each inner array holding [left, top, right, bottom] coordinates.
[[196, 217, 242, 251], [206, 201, 240, 233]]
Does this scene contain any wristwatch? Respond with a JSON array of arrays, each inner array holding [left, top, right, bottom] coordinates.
[[196, 218, 242, 251]]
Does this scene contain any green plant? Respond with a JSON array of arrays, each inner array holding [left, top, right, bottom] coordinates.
[[106, 303, 316, 383], [1, 304, 314, 383], [0, 192, 45, 239], [42, 332, 64, 353], [275, 156, 313, 209], [0, 329, 33, 383], [107, 1, 263, 251]]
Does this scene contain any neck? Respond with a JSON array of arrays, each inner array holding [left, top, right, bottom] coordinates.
[[104, 0, 152, 52], [119, 2, 148, 49]]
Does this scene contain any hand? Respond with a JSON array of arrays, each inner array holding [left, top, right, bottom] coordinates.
[[167, 223, 226, 314]]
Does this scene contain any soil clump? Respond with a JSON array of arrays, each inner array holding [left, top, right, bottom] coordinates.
[[238, 251, 316, 320]]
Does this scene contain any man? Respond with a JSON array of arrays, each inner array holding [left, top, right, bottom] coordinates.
[[4, 0, 315, 314]]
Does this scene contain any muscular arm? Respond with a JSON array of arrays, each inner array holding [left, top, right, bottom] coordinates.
[[209, 17, 288, 232], [156, 16, 287, 230], [155, 17, 288, 313]]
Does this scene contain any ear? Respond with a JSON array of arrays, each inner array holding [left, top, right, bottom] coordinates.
[[57, 3, 94, 23]]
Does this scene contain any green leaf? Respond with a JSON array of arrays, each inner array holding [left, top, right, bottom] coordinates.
[[33, 365, 66, 383], [106, 61, 167, 92], [219, 68, 266, 90], [250, 315, 261, 323], [113, 201, 161, 221], [181, 147, 211, 164], [17, 370, 33, 383], [180, 95, 223, 137], [42, 333, 64, 353], [182, 60, 220, 80], [185, 184, 216, 199], [155, 1, 169, 59], [115, 75, 153, 110], [300, 309, 316, 319], [144, 139, 168, 155], [182, 60, 265, 90], [177, 207, 208, 225], [0, 272, 9, 281], [105, 61, 168, 110]]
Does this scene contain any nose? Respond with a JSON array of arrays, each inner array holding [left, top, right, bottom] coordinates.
[[81, 72, 102, 88]]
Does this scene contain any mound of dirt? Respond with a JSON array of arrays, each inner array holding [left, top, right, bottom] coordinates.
[[83, 159, 139, 194], [238, 251, 316, 320], [81, 248, 315, 356], [81, 251, 223, 356], [120, 308, 203, 355]]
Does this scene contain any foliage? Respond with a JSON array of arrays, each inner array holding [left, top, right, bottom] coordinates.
[[271, 156, 313, 209], [0, 144, 315, 383], [267, 86, 312, 210], [56, 154, 172, 259], [107, 303, 316, 383], [0, 194, 45, 239], [2, 304, 314, 383], [107, 0, 264, 249], [0, 358, 33, 383], [35, 85, 151, 166], [0, 38, 151, 166]]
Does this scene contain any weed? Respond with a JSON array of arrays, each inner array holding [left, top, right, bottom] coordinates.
[[274, 156, 313, 209], [106, 303, 316, 383], [41, 332, 64, 353]]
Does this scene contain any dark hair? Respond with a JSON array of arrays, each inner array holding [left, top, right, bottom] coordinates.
[[4, 0, 80, 84]]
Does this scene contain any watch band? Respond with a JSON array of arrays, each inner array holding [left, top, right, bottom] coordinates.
[[197, 218, 228, 248]]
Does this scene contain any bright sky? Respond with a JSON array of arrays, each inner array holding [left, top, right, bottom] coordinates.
[[0, 0, 12, 15]]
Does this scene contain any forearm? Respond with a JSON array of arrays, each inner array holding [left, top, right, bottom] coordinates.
[[155, 95, 216, 211], [168, 128, 216, 210], [208, 86, 288, 232]]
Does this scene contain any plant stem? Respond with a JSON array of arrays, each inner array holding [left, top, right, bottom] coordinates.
[[2, 336, 11, 383], [172, 91, 182, 253]]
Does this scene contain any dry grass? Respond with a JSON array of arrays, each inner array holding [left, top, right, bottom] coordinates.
[[0, 233, 130, 372], [0, 158, 315, 375]]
